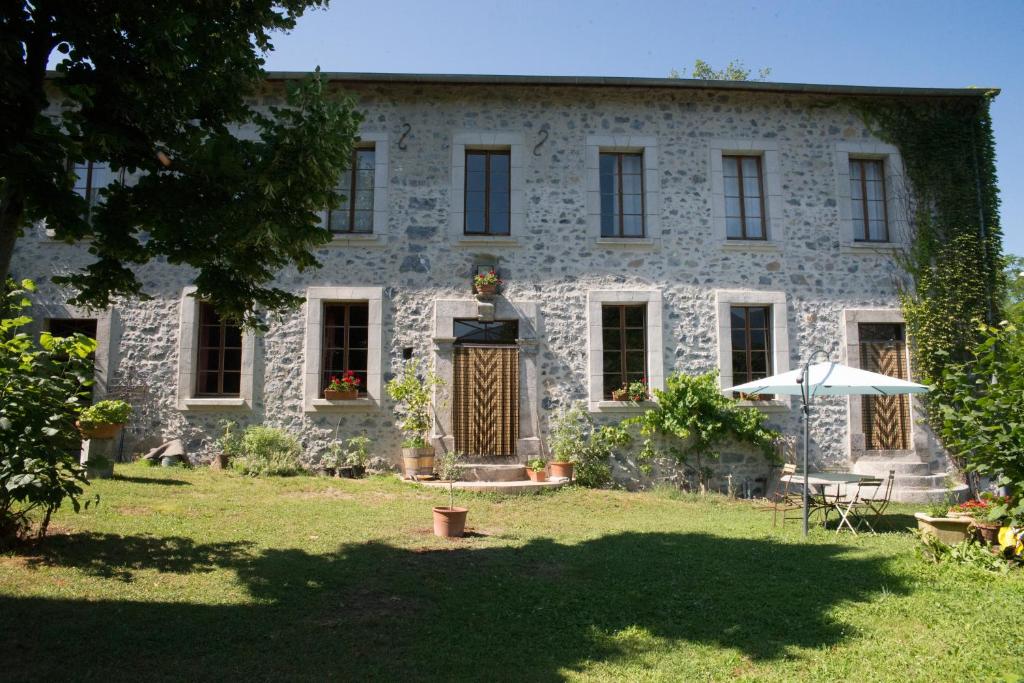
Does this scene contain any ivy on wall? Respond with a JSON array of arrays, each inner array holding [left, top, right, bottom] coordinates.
[[852, 93, 1006, 456]]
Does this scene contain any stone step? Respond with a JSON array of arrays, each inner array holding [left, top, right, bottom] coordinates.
[[456, 463, 527, 482], [893, 473, 953, 490], [891, 484, 969, 504], [853, 460, 936, 476], [420, 479, 566, 494]]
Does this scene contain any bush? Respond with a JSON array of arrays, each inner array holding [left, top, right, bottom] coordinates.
[[78, 400, 132, 429], [232, 426, 302, 477], [549, 405, 629, 488], [386, 358, 444, 448], [0, 279, 98, 544]]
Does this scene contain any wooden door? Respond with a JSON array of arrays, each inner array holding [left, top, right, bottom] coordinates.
[[859, 324, 910, 450], [452, 346, 519, 456]]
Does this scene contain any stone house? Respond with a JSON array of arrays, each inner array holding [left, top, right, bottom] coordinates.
[[15, 72, 986, 500]]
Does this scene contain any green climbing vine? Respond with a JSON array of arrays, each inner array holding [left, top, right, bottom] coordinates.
[[851, 93, 1005, 460]]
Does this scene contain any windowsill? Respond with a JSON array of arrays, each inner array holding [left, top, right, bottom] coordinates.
[[325, 233, 384, 247], [736, 399, 790, 412], [595, 237, 657, 250], [455, 235, 519, 248], [181, 398, 248, 411], [721, 239, 782, 252], [590, 400, 657, 413], [307, 397, 379, 412], [840, 241, 904, 255]]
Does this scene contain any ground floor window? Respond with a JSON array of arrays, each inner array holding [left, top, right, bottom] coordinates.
[[730, 305, 772, 399], [321, 302, 369, 394], [196, 302, 243, 397], [601, 304, 647, 399]]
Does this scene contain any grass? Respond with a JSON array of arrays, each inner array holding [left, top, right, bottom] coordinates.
[[2, 463, 1023, 682]]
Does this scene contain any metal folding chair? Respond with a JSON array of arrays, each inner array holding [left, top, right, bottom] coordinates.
[[764, 463, 803, 527], [834, 477, 884, 534], [860, 469, 895, 526]]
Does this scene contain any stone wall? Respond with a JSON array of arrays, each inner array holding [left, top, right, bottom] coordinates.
[[11, 81, 936, 492]]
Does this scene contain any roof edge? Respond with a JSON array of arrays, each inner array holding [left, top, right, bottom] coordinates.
[[263, 71, 999, 98]]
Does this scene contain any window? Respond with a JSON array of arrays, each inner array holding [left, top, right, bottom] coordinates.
[[327, 147, 375, 233], [599, 152, 645, 238], [723, 155, 766, 240], [195, 302, 243, 397], [849, 159, 889, 242], [320, 303, 369, 394], [465, 150, 510, 235], [70, 161, 123, 214], [453, 319, 519, 345], [601, 304, 647, 399], [730, 305, 772, 398]]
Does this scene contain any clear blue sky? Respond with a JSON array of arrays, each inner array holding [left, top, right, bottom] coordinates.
[[263, 0, 1023, 258]]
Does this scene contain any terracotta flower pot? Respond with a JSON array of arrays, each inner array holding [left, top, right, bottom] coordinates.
[[433, 506, 469, 537], [526, 468, 547, 482], [211, 453, 230, 470], [611, 389, 628, 401], [475, 283, 497, 296], [549, 461, 573, 480], [324, 389, 358, 400], [76, 421, 124, 440], [974, 522, 1001, 545]]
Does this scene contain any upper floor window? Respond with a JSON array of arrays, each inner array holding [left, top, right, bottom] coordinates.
[[599, 152, 645, 238], [196, 302, 243, 397], [849, 158, 889, 242], [321, 302, 370, 394], [70, 161, 123, 214], [723, 155, 765, 240], [328, 147, 375, 234], [465, 150, 510, 235], [601, 304, 647, 399], [730, 305, 772, 398]]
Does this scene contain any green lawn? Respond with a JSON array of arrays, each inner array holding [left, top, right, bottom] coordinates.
[[2, 464, 1022, 682]]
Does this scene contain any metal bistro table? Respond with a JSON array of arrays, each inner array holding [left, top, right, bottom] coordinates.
[[780, 472, 863, 527]]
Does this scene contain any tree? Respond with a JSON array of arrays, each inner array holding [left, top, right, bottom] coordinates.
[[1006, 254, 1024, 324], [669, 59, 771, 82], [1, 2, 362, 328]]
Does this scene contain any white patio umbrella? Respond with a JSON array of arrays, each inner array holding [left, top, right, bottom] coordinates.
[[729, 351, 930, 536]]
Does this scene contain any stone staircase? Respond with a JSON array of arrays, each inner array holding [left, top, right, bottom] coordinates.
[[418, 462, 567, 494], [852, 457, 969, 503]]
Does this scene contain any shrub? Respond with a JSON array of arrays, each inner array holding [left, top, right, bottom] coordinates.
[[0, 279, 98, 543], [344, 436, 371, 467], [216, 420, 244, 459], [232, 426, 302, 477], [624, 372, 781, 493], [549, 405, 629, 488], [386, 358, 444, 448], [78, 400, 132, 429]]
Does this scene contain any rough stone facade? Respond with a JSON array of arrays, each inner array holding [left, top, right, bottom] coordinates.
[[12, 76, 954, 497]]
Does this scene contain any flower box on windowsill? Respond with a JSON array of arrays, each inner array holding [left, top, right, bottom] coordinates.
[[324, 389, 358, 401]]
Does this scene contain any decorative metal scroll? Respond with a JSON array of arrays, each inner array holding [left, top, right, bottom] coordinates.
[[398, 123, 411, 150], [533, 128, 549, 156]]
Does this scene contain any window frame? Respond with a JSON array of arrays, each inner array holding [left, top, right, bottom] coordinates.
[[194, 301, 243, 398], [319, 302, 370, 395], [599, 152, 646, 238], [722, 154, 767, 241], [729, 304, 773, 399], [327, 146, 376, 234], [463, 149, 512, 236], [600, 304, 648, 398], [849, 157, 890, 243], [714, 289, 790, 410], [68, 160, 126, 214]]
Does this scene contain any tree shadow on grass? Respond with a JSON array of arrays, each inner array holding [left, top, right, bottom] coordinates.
[[112, 474, 191, 486], [3, 532, 907, 680]]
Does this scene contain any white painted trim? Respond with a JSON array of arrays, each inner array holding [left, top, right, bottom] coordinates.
[[714, 289, 791, 409], [585, 135, 661, 248], [834, 142, 908, 248], [449, 131, 526, 242], [708, 138, 784, 246], [586, 289, 665, 412], [302, 286, 384, 413], [37, 304, 118, 400], [176, 286, 257, 411]]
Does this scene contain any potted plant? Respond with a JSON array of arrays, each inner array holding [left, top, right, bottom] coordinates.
[[324, 371, 361, 400], [611, 386, 628, 401], [525, 458, 547, 482], [213, 419, 242, 469], [77, 400, 132, 439], [914, 494, 974, 546], [344, 435, 371, 478], [627, 378, 648, 402], [320, 442, 342, 477], [433, 451, 468, 538], [386, 358, 445, 479], [549, 405, 589, 481], [948, 494, 1009, 545], [473, 270, 502, 297]]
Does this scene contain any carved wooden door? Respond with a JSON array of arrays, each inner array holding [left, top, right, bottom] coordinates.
[[859, 324, 911, 450], [452, 346, 519, 456]]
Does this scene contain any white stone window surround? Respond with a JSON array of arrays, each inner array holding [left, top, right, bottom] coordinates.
[[586, 290, 665, 413], [176, 287, 257, 411], [322, 131, 390, 247], [302, 287, 384, 413], [709, 139, 784, 249], [34, 303, 118, 400], [714, 289, 791, 410], [449, 131, 525, 247], [834, 142, 907, 253], [842, 309, 930, 459], [585, 136, 662, 249]]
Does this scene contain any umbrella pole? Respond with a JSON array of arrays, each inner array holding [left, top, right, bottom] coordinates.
[[801, 363, 811, 538]]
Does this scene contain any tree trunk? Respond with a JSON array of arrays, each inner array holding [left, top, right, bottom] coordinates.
[[0, 194, 25, 282]]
